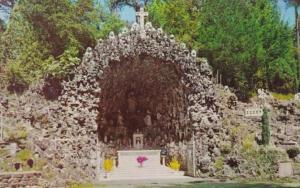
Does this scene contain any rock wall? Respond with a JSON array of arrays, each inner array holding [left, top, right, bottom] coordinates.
[[0, 171, 41, 188], [2, 21, 299, 184]]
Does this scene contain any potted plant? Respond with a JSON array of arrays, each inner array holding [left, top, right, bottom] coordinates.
[[103, 158, 113, 178], [169, 157, 181, 172], [137, 156, 148, 167]]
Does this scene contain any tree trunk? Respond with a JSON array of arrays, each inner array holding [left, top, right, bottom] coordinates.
[[296, 6, 300, 88]]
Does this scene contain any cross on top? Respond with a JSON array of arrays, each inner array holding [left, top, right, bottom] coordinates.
[[136, 7, 148, 30]]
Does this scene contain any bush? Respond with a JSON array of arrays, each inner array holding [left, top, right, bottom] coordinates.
[[287, 147, 300, 159], [220, 143, 231, 155], [5, 126, 28, 141], [241, 147, 284, 179], [261, 108, 270, 146], [103, 158, 113, 172], [242, 134, 255, 152], [272, 93, 294, 101], [169, 158, 181, 171], [214, 157, 224, 171], [16, 149, 32, 162]]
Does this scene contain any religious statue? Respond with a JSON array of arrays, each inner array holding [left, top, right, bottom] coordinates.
[[144, 110, 152, 127], [116, 111, 127, 138], [127, 92, 137, 114], [117, 111, 124, 127]]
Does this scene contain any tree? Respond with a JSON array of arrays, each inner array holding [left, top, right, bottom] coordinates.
[[285, 0, 300, 89], [0, 0, 124, 91], [148, 0, 201, 48], [0, 19, 5, 32], [261, 108, 270, 146], [149, 0, 298, 99], [109, 0, 151, 12], [198, 0, 298, 99]]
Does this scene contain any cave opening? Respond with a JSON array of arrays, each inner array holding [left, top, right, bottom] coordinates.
[[97, 55, 192, 157]]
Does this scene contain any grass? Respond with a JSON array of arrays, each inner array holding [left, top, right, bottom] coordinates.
[[67, 183, 106, 188], [271, 93, 294, 101]]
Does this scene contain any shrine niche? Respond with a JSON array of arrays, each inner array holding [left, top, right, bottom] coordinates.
[[97, 55, 191, 151]]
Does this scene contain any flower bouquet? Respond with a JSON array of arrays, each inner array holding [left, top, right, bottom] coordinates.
[[136, 156, 148, 167]]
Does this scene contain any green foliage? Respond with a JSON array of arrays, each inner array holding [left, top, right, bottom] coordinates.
[[261, 108, 270, 146], [0, 148, 8, 158], [96, 14, 125, 39], [242, 134, 255, 152], [241, 147, 284, 179], [220, 142, 232, 155], [67, 182, 95, 188], [272, 92, 295, 101], [0, 0, 124, 90], [287, 147, 300, 159], [149, 0, 299, 99], [148, 0, 200, 48], [214, 157, 225, 171], [198, 0, 298, 98], [16, 149, 33, 162], [5, 126, 28, 141]]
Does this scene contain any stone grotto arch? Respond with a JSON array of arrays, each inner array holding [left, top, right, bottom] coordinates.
[[44, 22, 222, 181]]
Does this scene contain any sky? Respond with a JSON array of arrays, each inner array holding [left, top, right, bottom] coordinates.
[[117, 0, 296, 25], [0, 0, 297, 25], [278, 0, 295, 25]]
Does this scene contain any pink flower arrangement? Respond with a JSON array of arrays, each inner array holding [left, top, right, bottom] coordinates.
[[137, 156, 148, 167]]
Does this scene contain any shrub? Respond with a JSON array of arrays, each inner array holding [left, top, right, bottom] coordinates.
[[220, 143, 231, 155], [272, 93, 294, 101], [287, 147, 300, 159], [16, 149, 32, 162], [242, 134, 255, 152], [230, 126, 240, 145], [241, 147, 284, 179], [261, 108, 270, 146], [169, 158, 181, 171], [5, 126, 28, 141], [103, 158, 113, 172], [214, 157, 224, 171]]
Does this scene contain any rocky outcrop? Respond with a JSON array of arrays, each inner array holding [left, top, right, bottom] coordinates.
[[0, 22, 221, 183]]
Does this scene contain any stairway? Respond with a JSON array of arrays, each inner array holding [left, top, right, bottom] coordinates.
[[99, 150, 188, 181], [101, 165, 187, 180]]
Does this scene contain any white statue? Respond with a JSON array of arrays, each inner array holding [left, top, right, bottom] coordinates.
[[144, 110, 152, 127], [127, 93, 137, 114], [117, 111, 124, 127]]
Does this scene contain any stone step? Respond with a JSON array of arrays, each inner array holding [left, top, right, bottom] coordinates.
[[100, 165, 186, 180], [100, 150, 187, 181]]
